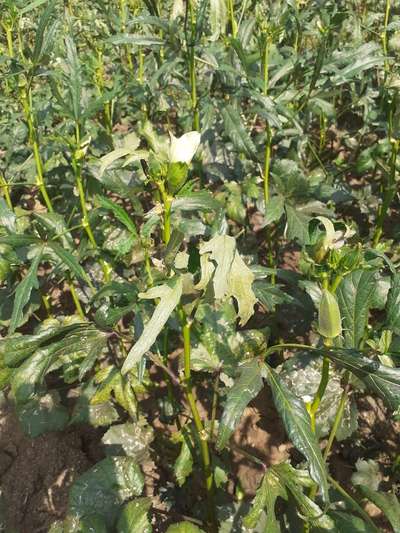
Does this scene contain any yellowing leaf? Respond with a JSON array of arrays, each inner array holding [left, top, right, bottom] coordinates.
[[198, 235, 256, 326]]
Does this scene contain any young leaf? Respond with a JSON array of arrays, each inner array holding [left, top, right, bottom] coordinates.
[[122, 277, 183, 374], [336, 270, 376, 348], [9, 251, 43, 334], [216, 359, 263, 450], [263, 363, 329, 502]]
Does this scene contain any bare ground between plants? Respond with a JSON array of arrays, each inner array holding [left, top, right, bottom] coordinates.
[[1, 390, 399, 533]]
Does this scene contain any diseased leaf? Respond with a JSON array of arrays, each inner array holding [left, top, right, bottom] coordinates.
[[336, 270, 377, 348], [216, 359, 263, 450], [122, 277, 183, 373], [117, 498, 152, 533], [263, 363, 329, 502]]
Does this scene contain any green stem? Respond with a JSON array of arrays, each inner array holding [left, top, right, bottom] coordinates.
[[209, 372, 220, 441], [73, 123, 111, 282], [263, 123, 272, 206], [5, 25, 14, 57], [187, 0, 199, 131], [227, 0, 237, 37], [382, 0, 391, 73], [327, 476, 380, 532], [69, 282, 85, 319], [21, 88, 54, 212], [372, 139, 399, 247], [181, 315, 217, 530], [323, 371, 350, 461], [0, 174, 13, 210], [308, 355, 330, 433]]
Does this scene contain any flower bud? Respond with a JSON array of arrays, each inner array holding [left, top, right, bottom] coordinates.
[[318, 289, 342, 339], [166, 162, 189, 194]]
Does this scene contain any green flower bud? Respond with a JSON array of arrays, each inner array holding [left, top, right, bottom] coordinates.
[[166, 162, 188, 194], [0, 258, 11, 282], [318, 289, 342, 339]]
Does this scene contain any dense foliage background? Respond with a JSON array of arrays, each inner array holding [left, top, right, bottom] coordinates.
[[1, 0, 400, 531]]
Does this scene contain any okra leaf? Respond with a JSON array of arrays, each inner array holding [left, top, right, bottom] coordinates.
[[243, 468, 285, 531], [336, 270, 376, 349], [47, 241, 91, 285], [386, 273, 400, 335], [69, 457, 144, 527], [102, 422, 153, 463], [263, 363, 330, 502], [117, 498, 152, 533], [109, 34, 164, 46], [244, 463, 333, 530], [263, 195, 285, 226], [172, 191, 221, 212], [166, 523, 205, 533], [97, 195, 139, 238], [198, 234, 257, 326], [221, 105, 257, 160], [318, 347, 400, 411], [9, 250, 43, 334], [16, 391, 69, 438], [285, 204, 311, 245], [122, 276, 183, 374], [210, 0, 227, 40], [174, 436, 193, 487], [216, 359, 263, 450]]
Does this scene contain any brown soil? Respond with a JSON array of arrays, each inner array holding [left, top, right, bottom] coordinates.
[[1, 382, 399, 532], [0, 403, 103, 533]]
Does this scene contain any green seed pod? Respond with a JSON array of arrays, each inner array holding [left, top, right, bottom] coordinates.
[[318, 289, 342, 339]]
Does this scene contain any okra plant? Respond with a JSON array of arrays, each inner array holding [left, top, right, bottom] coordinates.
[[1, 1, 400, 532]]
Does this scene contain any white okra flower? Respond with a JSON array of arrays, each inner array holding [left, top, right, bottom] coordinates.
[[169, 131, 201, 164]]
